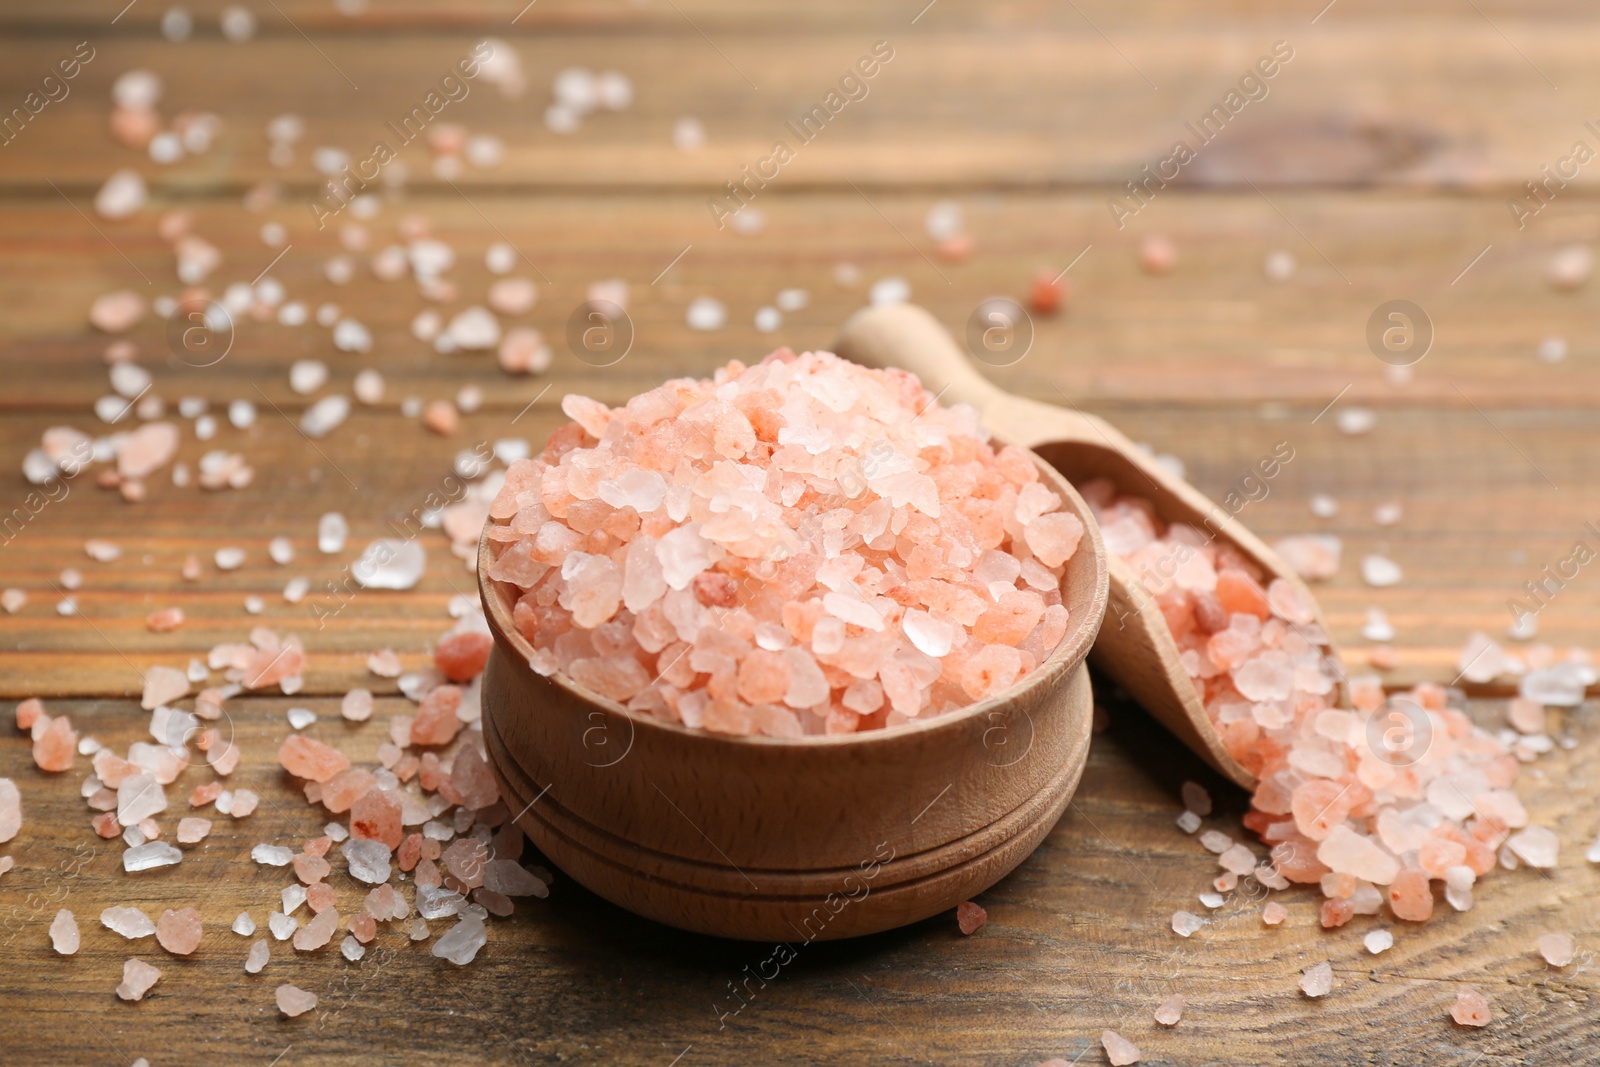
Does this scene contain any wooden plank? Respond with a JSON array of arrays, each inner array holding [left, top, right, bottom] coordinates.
[[0, 692, 1594, 1066], [4, 21, 1600, 191]]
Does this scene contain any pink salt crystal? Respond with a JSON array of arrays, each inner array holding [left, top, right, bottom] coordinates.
[[146, 607, 185, 633], [50, 909, 79, 954], [138, 818, 162, 840], [141, 665, 190, 710], [1180, 781, 1212, 816], [1539, 933, 1575, 967], [117, 959, 162, 1001], [341, 688, 374, 722], [1023, 512, 1083, 568], [94, 812, 122, 838], [276, 983, 318, 1017], [190, 781, 222, 807], [32, 714, 77, 772], [89, 290, 146, 333], [293, 907, 338, 951], [1317, 825, 1401, 886], [956, 900, 987, 935], [278, 735, 350, 783], [441, 838, 490, 889], [450, 745, 500, 811], [293, 853, 331, 884], [1262, 902, 1287, 925], [1217, 844, 1256, 875], [435, 631, 493, 682], [1153, 994, 1185, 1026], [1387, 867, 1434, 921], [350, 911, 378, 943], [1507, 698, 1546, 735], [156, 907, 202, 955], [15, 698, 43, 731], [410, 685, 464, 746], [350, 788, 404, 849], [118, 423, 180, 480], [306, 883, 336, 913], [1299, 961, 1334, 997], [1100, 1030, 1141, 1066], [176, 817, 211, 843], [1449, 987, 1491, 1027], [368, 649, 402, 677]]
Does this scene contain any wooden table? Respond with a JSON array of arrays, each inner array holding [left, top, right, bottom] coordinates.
[[2, 2, 1598, 1063]]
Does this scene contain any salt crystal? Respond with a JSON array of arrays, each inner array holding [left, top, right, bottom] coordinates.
[[1364, 929, 1393, 954], [353, 540, 426, 590], [301, 396, 351, 438], [1299, 961, 1333, 997], [292, 907, 338, 951], [253, 844, 294, 867], [103, 906, 157, 939], [1520, 663, 1589, 706], [268, 912, 297, 940], [1507, 826, 1559, 868], [1548, 245, 1593, 290], [287, 707, 317, 730], [1198, 831, 1232, 854], [1176, 811, 1201, 834], [685, 297, 726, 331], [1180, 781, 1212, 817], [1262, 901, 1288, 925], [318, 512, 348, 553], [50, 909, 80, 954], [1153, 994, 1184, 1026], [431, 915, 487, 965], [342, 838, 391, 884], [156, 907, 202, 954], [276, 983, 318, 1017], [341, 935, 365, 961], [1449, 987, 1491, 1027], [1539, 933, 1574, 966], [282, 884, 308, 915], [245, 939, 270, 973], [116, 958, 162, 1001], [289, 360, 328, 395], [0, 779, 19, 842], [955, 900, 987, 935], [124, 840, 180, 872], [1362, 555, 1402, 587], [1336, 408, 1376, 435], [1100, 1030, 1141, 1066], [1171, 911, 1204, 937], [232, 912, 256, 936], [176, 817, 211, 843], [95, 169, 148, 219]]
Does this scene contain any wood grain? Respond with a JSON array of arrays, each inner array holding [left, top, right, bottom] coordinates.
[[3, 0, 1600, 1063]]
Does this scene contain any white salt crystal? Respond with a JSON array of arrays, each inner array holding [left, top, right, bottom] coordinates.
[[869, 276, 910, 306], [316, 512, 348, 554], [102, 906, 157, 939], [776, 288, 809, 311], [1538, 337, 1568, 363], [289, 360, 328, 395], [754, 306, 781, 333], [268, 911, 297, 940], [123, 841, 181, 872], [1198, 830, 1232, 854], [232, 912, 256, 936], [1176, 811, 1201, 834], [1362, 608, 1396, 642], [341, 935, 366, 961], [282, 884, 308, 915], [245, 939, 270, 972], [301, 395, 351, 438], [1171, 911, 1204, 937], [1362, 555, 1402, 587], [417, 883, 465, 919], [432, 916, 487, 965], [447, 306, 501, 350], [251, 844, 293, 867], [1299, 961, 1334, 997], [1520, 664, 1590, 707], [343, 838, 391, 884], [1336, 408, 1376, 435], [353, 539, 426, 590], [215, 546, 245, 570], [117, 774, 167, 825], [286, 707, 317, 730], [50, 909, 80, 955], [1198, 892, 1225, 909], [1364, 930, 1393, 954], [95, 169, 147, 220], [685, 297, 726, 331]]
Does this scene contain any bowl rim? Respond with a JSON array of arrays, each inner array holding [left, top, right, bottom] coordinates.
[[476, 440, 1109, 750]]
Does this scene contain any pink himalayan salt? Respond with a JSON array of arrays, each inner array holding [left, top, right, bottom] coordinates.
[[1171, 910, 1203, 937], [341, 688, 374, 722], [321, 768, 375, 814], [368, 649, 402, 677], [146, 607, 185, 632], [1263, 902, 1288, 926], [1100, 1030, 1141, 1066], [50, 909, 80, 954], [0, 778, 20, 843], [293, 907, 338, 951], [118, 423, 179, 480], [278, 735, 350, 783], [306, 883, 336, 913], [350, 788, 403, 849], [1299, 961, 1334, 997], [1450, 987, 1491, 1027], [956, 900, 987, 935], [176, 817, 211, 843], [488, 349, 1077, 735], [1539, 933, 1575, 967], [350, 911, 378, 943], [32, 713, 77, 772], [1153, 994, 1185, 1026], [1086, 481, 1526, 928], [450, 745, 500, 811], [117, 958, 162, 1001], [293, 852, 331, 884], [276, 983, 318, 1017], [1388, 867, 1434, 922], [156, 907, 202, 955], [435, 631, 492, 682], [442, 838, 489, 889], [16, 698, 44, 730], [1507, 697, 1545, 734], [411, 685, 464, 746], [89, 290, 146, 333]]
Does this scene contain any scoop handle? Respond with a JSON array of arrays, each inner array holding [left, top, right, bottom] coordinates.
[[835, 303, 1005, 412]]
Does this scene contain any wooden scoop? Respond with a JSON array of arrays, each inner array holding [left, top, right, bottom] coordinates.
[[837, 302, 1342, 790]]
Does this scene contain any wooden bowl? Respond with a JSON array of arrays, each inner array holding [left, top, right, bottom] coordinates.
[[477, 447, 1109, 941]]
